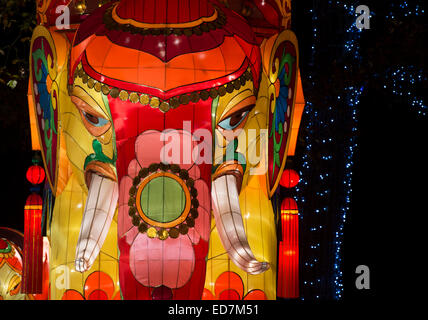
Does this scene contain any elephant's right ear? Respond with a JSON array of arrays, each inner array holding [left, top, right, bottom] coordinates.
[[28, 26, 70, 196]]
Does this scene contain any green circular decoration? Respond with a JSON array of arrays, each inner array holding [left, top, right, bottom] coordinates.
[[129, 163, 199, 240], [139, 176, 186, 223]]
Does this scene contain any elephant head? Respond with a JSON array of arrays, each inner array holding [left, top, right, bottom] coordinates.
[[28, 0, 301, 300]]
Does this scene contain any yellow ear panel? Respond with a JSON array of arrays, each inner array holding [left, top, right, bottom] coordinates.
[[260, 30, 300, 198], [28, 25, 70, 196]]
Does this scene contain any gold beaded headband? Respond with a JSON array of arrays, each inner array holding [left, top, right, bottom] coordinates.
[[69, 62, 254, 113]]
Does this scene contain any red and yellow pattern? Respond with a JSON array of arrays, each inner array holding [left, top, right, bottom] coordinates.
[[202, 271, 267, 300], [62, 271, 121, 300]]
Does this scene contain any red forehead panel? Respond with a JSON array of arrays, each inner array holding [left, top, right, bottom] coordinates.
[[115, 0, 215, 25], [109, 95, 213, 183], [82, 35, 248, 94], [70, 0, 261, 91]]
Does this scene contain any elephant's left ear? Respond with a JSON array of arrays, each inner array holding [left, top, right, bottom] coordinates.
[[261, 30, 299, 198], [28, 26, 70, 196]]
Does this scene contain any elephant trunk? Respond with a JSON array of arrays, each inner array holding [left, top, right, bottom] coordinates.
[[75, 173, 118, 272], [211, 174, 270, 275]]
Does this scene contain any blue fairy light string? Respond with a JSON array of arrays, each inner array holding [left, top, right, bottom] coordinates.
[[385, 1, 424, 19], [333, 1, 363, 301], [295, 0, 363, 300], [294, 2, 323, 300], [385, 66, 427, 116], [292, 0, 423, 300], [384, 2, 426, 117]]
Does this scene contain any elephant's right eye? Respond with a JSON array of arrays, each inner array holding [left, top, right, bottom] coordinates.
[[218, 106, 253, 131], [217, 95, 256, 136]]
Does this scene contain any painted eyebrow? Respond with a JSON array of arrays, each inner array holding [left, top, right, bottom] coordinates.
[[219, 95, 257, 121], [218, 87, 255, 119], [71, 85, 109, 118], [71, 95, 109, 120]]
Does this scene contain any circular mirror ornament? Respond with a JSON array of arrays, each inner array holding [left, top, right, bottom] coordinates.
[[128, 163, 199, 240]]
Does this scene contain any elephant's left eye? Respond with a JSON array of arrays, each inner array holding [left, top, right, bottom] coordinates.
[[71, 95, 111, 137], [82, 110, 109, 127], [218, 104, 255, 131]]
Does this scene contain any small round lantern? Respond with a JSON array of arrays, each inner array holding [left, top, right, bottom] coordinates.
[[26, 165, 45, 185], [279, 169, 300, 188]]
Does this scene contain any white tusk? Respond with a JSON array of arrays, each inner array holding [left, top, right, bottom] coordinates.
[[211, 174, 270, 275], [75, 173, 118, 273]]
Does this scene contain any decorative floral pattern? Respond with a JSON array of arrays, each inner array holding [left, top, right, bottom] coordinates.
[[118, 130, 210, 289], [61, 271, 120, 300], [30, 29, 59, 191], [202, 271, 267, 300]]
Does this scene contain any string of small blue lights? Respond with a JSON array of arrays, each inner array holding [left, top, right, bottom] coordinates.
[[294, 1, 322, 300], [384, 66, 426, 116], [385, 1, 424, 19], [385, 2, 426, 117], [295, 0, 425, 300], [332, 2, 364, 300], [332, 0, 426, 299], [295, 0, 363, 300]]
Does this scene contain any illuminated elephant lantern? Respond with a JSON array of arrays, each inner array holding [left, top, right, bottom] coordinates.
[[0, 237, 26, 300], [0, 228, 49, 300], [28, 0, 303, 300]]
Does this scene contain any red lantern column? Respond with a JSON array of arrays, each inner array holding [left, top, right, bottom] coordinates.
[[22, 163, 45, 294], [278, 169, 300, 299]]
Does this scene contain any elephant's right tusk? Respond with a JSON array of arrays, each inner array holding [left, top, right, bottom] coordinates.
[[75, 173, 118, 273]]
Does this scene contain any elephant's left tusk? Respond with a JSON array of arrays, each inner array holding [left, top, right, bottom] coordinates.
[[75, 173, 118, 272], [211, 174, 270, 275]]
